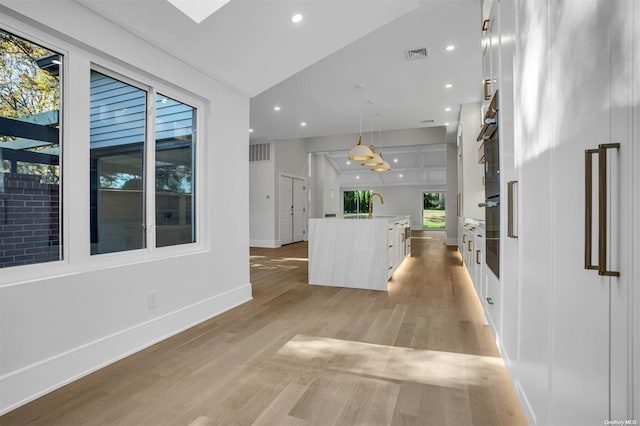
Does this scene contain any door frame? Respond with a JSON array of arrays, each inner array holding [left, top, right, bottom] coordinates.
[[278, 173, 307, 246]]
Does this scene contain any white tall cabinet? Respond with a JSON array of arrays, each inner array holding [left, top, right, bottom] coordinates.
[[475, 0, 639, 424]]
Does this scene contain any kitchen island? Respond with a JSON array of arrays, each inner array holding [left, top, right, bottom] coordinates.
[[308, 215, 411, 291]]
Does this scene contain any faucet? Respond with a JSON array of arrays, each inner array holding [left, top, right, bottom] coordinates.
[[368, 192, 384, 217]]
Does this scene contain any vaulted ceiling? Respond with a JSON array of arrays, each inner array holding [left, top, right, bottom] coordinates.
[[72, 0, 482, 143]]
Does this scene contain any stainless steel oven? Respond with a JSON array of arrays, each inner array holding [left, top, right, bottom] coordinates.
[[478, 92, 500, 278]]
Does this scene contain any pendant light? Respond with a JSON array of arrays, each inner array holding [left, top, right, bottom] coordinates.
[[361, 146, 384, 167], [361, 119, 383, 166], [348, 105, 374, 161], [371, 124, 391, 172]]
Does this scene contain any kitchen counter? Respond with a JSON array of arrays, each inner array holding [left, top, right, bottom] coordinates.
[[308, 215, 411, 291]]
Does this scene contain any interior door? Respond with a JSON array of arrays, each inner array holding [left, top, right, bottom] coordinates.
[[279, 176, 293, 245], [292, 178, 306, 242]]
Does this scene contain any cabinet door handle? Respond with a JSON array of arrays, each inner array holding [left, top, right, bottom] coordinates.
[[463, 234, 467, 243], [507, 180, 518, 238], [584, 144, 621, 276], [486, 297, 494, 305], [597, 143, 620, 277], [467, 240, 472, 252], [585, 148, 599, 271], [476, 250, 481, 264]]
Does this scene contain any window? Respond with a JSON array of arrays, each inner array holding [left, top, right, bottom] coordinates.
[[90, 71, 146, 255], [155, 94, 195, 247], [343, 190, 372, 216], [89, 70, 197, 255], [0, 30, 63, 268]]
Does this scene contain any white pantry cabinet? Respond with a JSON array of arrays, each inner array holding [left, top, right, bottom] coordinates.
[[507, 0, 637, 424]]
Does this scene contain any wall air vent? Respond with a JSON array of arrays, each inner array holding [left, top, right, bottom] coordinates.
[[406, 48, 429, 61], [249, 142, 271, 162]]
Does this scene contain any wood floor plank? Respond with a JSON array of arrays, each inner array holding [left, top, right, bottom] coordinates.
[[1, 231, 527, 426]]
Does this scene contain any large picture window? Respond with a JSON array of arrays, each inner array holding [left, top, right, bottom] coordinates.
[[90, 70, 197, 255], [0, 30, 63, 268]]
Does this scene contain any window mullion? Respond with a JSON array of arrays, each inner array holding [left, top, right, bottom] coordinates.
[[146, 88, 157, 251]]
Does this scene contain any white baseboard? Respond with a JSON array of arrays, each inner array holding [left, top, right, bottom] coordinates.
[[514, 379, 538, 425], [0, 283, 252, 415], [250, 239, 280, 248]]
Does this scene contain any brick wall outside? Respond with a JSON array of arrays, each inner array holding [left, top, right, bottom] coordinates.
[[1, 173, 60, 268]]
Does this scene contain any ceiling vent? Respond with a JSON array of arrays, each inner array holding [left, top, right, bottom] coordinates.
[[406, 48, 429, 61]]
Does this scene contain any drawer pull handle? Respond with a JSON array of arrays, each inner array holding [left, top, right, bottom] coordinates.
[[486, 297, 494, 305]]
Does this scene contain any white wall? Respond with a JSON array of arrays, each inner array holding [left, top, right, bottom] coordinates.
[[310, 153, 340, 218], [275, 139, 307, 179], [0, 2, 251, 414], [459, 102, 485, 220]]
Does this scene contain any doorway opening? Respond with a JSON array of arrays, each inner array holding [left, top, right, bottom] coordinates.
[[422, 192, 445, 230]]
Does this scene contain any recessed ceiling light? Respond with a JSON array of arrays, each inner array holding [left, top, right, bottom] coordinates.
[[393, 158, 398, 163], [274, 106, 281, 111], [446, 45, 456, 51], [445, 83, 453, 88], [355, 83, 366, 89], [444, 122, 450, 126], [445, 107, 451, 112], [300, 122, 307, 127], [356, 175, 360, 179], [366, 99, 376, 104], [399, 174, 403, 178], [249, 128, 254, 133], [346, 161, 351, 165], [291, 13, 303, 23]]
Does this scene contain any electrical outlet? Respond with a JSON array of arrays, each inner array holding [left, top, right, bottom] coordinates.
[[148, 290, 158, 309]]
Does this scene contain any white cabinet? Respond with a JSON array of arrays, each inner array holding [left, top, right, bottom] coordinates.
[[461, 220, 487, 317], [387, 218, 411, 279], [496, 0, 638, 424]]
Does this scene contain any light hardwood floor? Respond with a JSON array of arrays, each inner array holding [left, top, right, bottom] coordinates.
[[2, 231, 527, 426]]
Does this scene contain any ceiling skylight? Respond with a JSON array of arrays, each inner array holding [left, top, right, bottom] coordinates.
[[166, 0, 231, 23]]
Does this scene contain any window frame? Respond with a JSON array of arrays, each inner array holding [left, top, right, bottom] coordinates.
[[89, 64, 203, 257], [0, 23, 67, 272]]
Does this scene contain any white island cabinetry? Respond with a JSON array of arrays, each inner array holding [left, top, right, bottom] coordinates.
[[309, 216, 410, 291]]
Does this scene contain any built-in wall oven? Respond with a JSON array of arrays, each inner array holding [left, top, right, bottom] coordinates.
[[478, 92, 500, 278]]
